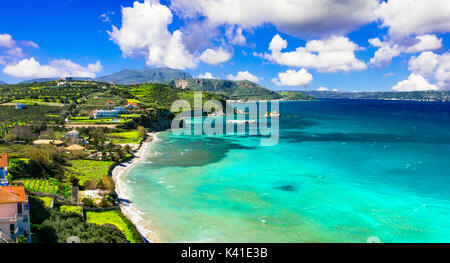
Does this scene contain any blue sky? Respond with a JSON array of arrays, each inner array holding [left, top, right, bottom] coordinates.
[[1, 0, 449, 92]]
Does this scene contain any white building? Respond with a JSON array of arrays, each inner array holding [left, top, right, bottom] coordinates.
[[66, 129, 80, 141], [0, 186, 31, 243]]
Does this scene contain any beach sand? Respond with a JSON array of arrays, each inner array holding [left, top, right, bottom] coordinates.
[[112, 132, 162, 243]]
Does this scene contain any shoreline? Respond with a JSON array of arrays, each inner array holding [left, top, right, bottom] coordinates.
[[111, 132, 163, 243]]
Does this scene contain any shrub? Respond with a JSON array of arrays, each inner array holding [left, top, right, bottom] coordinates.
[[138, 126, 147, 138], [67, 175, 79, 186], [81, 197, 95, 208]]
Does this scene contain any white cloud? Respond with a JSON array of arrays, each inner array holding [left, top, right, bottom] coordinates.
[[332, 88, 339, 92], [317, 87, 329, 91], [392, 73, 438, 91], [198, 72, 214, 79], [406, 51, 450, 89], [227, 71, 259, 82], [369, 35, 442, 67], [0, 33, 39, 65], [171, 0, 379, 38], [375, 0, 450, 39], [200, 47, 231, 65], [226, 26, 246, 46], [264, 35, 366, 73], [408, 52, 439, 77], [271, 68, 313, 87], [21, 41, 39, 49], [3, 57, 102, 79], [100, 11, 115, 23], [0, 33, 15, 48], [108, 0, 197, 70]]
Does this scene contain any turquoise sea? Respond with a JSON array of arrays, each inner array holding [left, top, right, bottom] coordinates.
[[124, 100, 450, 243]]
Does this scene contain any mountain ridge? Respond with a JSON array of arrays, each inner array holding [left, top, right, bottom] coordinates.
[[95, 67, 193, 85]]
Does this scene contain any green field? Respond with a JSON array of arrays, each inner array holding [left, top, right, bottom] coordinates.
[[108, 130, 142, 144], [36, 196, 53, 208], [10, 99, 66, 107], [60, 205, 83, 215], [19, 179, 59, 194], [85, 210, 142, 243], [65, 160, 114, 186]]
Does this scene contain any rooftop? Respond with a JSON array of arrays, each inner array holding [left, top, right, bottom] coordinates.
[[65, 144, 86, 151], [0, 154, 8, 167], [0, 186, 27, 204], [33, 139, 64, 145]]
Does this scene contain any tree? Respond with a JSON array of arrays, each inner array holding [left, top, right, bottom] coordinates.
[[138, 126, 147, 139]]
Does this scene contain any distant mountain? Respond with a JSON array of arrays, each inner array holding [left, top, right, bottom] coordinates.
[[95, 68, 193, 85], [277, 91, 315, 101], [169, 78, 284, 100], [0, 80, 6, 85], [300, 90, 450, 102], [19, 77, 93, 84]]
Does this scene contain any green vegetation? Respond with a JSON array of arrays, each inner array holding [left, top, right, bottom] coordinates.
[[0, 105, 68, 137], [65, 160, 114, 187], [108, 130, 141, 144], [59, 205, 83, 215], [18, 179, 59, 194], [86, 210, 142, 243], [124, 83, 226, 109], [29, 196, 128, 243], [36, 196, 53, 208], [278, 91, 316, 101], [169, 79, 283, 100]]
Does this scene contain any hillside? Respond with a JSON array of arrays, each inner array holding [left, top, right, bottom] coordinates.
[[170, 78, 283, 100], [114, 83, 226, 110], [301, 90, 450, 102], [96, 68, 192, 85], [277, 91, 315, 101], [0, 80, 6, 85]]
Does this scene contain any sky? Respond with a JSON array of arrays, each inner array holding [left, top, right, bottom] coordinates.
[[1, 0, 450, 92]]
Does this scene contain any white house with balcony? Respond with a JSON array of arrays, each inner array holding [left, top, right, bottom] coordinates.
[[0, 186, 31, 243]]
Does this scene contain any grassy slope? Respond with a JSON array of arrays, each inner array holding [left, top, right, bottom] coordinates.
[[65, 160, 114, 186], [85, 210, 142, 243], [128, 83, 226, 109]]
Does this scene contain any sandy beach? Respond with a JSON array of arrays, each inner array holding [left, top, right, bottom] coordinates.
[[112, 132, 163, 243]]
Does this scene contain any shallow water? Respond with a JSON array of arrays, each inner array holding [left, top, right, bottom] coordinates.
[[124, 100, 450, 243]]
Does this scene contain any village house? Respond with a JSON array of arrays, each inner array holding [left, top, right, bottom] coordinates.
[[65, 129, 80, 143], [0, 186, 31, 243], [126, 102, 139, 109], [105, 100, 115, 107]]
